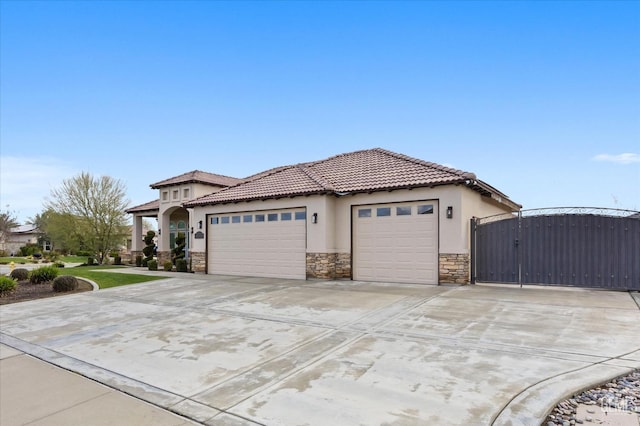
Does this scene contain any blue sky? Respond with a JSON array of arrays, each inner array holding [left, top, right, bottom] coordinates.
[[1, 0, 638, 223]]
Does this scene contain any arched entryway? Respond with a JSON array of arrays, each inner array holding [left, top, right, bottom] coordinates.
[[159, 206, 190, 264]]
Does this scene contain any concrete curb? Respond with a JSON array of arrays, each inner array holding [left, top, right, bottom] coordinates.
[[492, 356, 640, 425]]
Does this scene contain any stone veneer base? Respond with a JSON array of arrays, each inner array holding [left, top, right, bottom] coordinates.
[[190, 251, 206, 273], [306, 253, 351, 279], [439, 253, 470, 284]]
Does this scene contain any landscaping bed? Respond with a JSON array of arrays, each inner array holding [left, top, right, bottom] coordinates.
[[0, 279, 93, 305]]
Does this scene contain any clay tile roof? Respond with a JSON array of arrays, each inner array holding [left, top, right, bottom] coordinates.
[[150, 170, 241, 189], [185, 148, 486, 207], [305, 148, 475, 192], [125, 199, 160, 214]]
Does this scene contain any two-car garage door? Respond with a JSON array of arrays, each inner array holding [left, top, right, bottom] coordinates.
[[207, 202, 439, 284], [352, 201, 439, 284], [208, 208, 307, 279]]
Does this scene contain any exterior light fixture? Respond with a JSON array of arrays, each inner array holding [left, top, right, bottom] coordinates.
[[191, 227, 194, 234], [312, 213, 318, 224], [158, 228, 161, 235], [198, 220, 203, 229], [446, 206, 453, 219]]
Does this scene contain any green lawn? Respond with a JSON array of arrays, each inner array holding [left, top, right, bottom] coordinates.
[[0, 256, 31, 264], [1, 255, 88, 264], [59, 255, 90, 263], [63, 265, 169, 289]]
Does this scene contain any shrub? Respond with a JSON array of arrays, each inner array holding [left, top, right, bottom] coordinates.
[[10, 268, 29, 281], [135, 255, 142, 267], [172, 232, 186, 264], [54, 261, 65, 268], [87, 256, 95, 266], [0, 276, 17, 296], [176, 258, 188, 273], [141, 258, 148, 267], [29, 265, 60, 284], [142, 231, 156, 265], [52, 275, 78, 292], [114, 256, 122, 265], [163, 261, 173, 271], [19, 243, 41, 256], [148, 260, 158, 271]]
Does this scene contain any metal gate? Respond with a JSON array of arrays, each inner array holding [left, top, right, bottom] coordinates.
[[471, 208, 640, 290]]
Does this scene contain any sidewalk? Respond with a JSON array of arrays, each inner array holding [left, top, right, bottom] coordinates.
[[0, 344, 200, 426]]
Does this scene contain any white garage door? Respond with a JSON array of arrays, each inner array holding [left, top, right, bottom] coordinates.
[[353, 201, 438, 284], [208, 208, 307, 279]]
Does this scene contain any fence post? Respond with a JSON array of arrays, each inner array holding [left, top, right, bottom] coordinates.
[[517, 210, 522, 288], [470, 217, 477, 284]]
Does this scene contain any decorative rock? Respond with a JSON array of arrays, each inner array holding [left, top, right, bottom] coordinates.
[[543, 370, 640, 425]]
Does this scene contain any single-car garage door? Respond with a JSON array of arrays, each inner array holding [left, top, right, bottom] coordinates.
[[208, 208, 307, 279], [353, 201, 439, 284]]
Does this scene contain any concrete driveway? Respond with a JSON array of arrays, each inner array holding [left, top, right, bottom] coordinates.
[[1, 273, 639, 425]]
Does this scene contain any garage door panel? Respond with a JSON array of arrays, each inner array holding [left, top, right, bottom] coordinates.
[[208, 208, 306, 279], [353, 201, 438, 285]]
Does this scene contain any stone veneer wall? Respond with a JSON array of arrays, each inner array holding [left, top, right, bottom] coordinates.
[[190, 251, 206, 273], [439, 253, 470, 284], [306, 253, 351, 279], [157, 251, 171, 266], [130, 251, 143, 264]]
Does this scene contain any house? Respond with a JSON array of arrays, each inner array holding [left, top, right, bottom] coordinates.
[[127, 148, 520, 284], [0, 224, 48, 255]]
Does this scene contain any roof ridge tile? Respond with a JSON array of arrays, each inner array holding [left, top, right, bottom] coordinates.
[[372, 148, 475, 179], [296, 164, 335, 191]]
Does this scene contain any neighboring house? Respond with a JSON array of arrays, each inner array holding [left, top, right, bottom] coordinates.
[[0, 224, 48, 255], [127, 148, 520, 284]]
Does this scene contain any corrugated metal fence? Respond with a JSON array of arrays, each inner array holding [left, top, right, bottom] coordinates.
[[471, 208, 640, 290]]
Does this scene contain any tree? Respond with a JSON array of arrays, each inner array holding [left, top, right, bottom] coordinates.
[[30, 209, 84, 254], [0, 208, 19, 239], [45, 172, 130, 264], [0, 208, 19, 254]]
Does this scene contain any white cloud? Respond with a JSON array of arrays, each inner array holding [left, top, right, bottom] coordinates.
[[592, 153, 640, 165], [0, 156, 78, 222]]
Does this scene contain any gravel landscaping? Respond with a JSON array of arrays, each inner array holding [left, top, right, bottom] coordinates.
[[544, 370, 640, 425]]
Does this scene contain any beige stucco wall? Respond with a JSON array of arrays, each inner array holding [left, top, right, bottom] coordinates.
[[155, 183, 226, 251], [191, 185, 516, 257]]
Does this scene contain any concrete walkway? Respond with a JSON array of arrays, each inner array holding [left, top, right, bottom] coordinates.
[[1, 273, 639, 425], [0, 344, 198, 425]]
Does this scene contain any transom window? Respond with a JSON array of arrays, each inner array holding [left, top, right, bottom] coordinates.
[[232, 216, 241, 223], [211, 217, 219, 224], [358, 209, 372, 218], [221, 216, 230, 224], [268, 213, 278, 222], [377, 207, 391, 217], [243, 215, 253, 223], [281, 212, 292, 221], [256, 214, 265, 222], [418, 204, 434, 215], [396, 206, 412, 216], [295, 211, 306, 220]]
